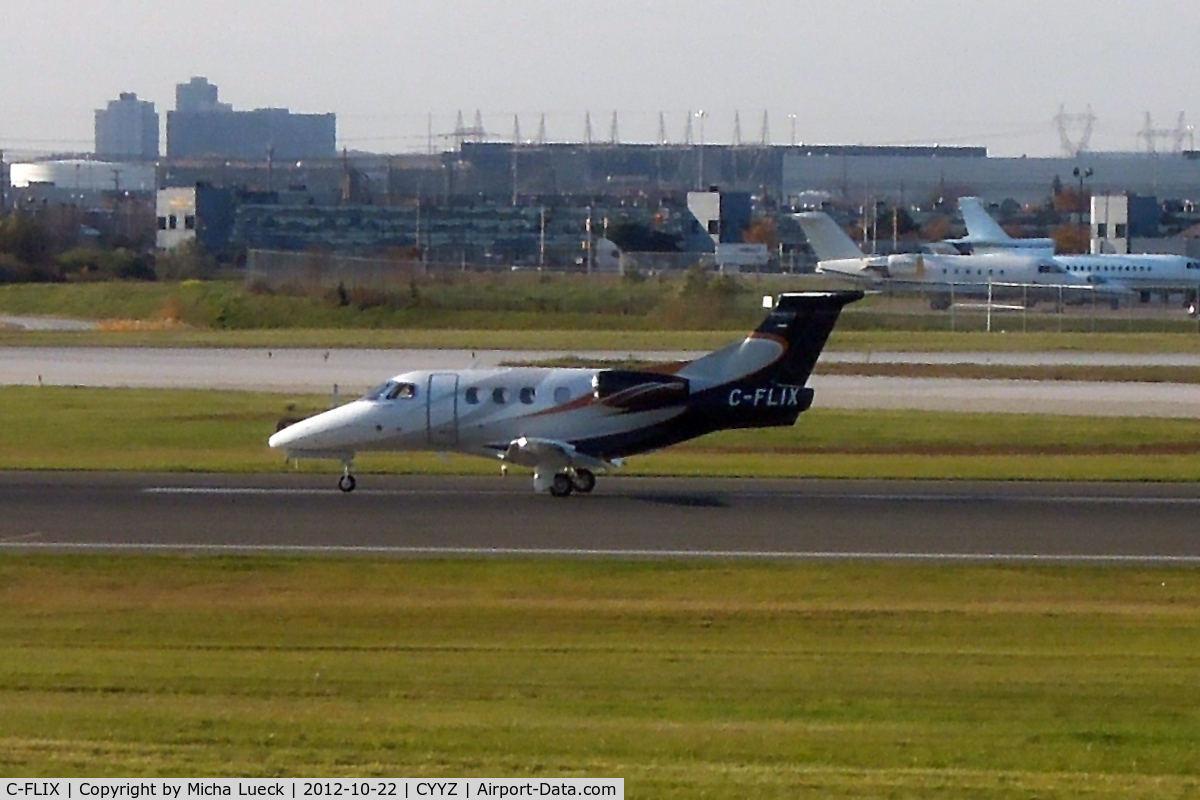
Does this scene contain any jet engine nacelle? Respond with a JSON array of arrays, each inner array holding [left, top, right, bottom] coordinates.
[[592, 370, 690, 412], [886, 253, 931, 278]]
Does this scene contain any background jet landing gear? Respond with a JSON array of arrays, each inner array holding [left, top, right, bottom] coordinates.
[[338, 461, 357, 493]]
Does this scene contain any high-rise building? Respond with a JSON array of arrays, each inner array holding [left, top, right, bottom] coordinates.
[[175, 76, 232, 114], [166, 76, 335, 161], [95, 92, 159, 160]]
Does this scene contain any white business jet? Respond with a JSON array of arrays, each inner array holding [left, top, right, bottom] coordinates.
[[945, 197, 1056, 255], [796, 211, 1110, 310], [268, 291, 862, 496], [954, 197, 1200, 313]]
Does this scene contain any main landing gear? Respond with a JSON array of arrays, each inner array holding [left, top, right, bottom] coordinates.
[[338, 462, 357, 493], [548, 468, 597, 498]]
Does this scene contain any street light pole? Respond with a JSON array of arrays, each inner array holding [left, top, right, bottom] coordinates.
[[1073, 166, 1093, 252]]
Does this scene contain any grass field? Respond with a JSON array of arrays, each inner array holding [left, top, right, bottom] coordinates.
[[1, 556, 1199, 797], [5, 386, 1200, 480], [4, 279, 1200, 349]]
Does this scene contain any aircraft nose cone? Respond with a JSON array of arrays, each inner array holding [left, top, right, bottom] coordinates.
[[268, 401, 376, 453]]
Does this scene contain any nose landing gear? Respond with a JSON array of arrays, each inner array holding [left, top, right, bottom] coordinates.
[[338, 462, 357, 493]]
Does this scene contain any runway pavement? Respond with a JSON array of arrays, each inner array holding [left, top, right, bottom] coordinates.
[[2, 472, 1198, 563]]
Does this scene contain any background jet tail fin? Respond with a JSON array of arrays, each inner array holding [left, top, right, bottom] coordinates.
[[795, 213, 866, 261], [958, 197, 1014, 242], [758, 291, 863, 385]]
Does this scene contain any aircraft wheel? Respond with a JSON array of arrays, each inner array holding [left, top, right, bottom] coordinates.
[[338, 474, 357, 493], [571, 469, 596, 494], [549, 472, 574, 498]]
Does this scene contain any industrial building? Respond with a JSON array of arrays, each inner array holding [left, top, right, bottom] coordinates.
[[782, 150, 1200, 208]]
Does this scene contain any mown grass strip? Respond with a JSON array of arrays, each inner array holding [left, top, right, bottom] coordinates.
[[3, 279, 1200, 348], [1, 556, 1199, 797], [2, 386, 1200, 480], [5, 326, 1200, 353]]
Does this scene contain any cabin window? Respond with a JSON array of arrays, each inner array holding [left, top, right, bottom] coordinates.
[[1115, 223, 1128, 238], [519, 387, 536, 404], [465, 387, 480, 405], [168, 214, 177, 230], [554, 386, 571, 403], [492, 387, 510, 404], [157, 216, 167, 230], [184, 215, 196, 230]]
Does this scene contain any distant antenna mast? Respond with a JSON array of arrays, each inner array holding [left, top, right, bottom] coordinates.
[[1055, 104, 1096, 157], [658, 112, 668, 145], [536, 113, 547, 146], [609, 111, 620, 145], [512, 114, 522, 145], [759, 110, 771, 146], [682, 110, 694, 146], [584, 111, 593, 147], [732, 111, 743, 147]]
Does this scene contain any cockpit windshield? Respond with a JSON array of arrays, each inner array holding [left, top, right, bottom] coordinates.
[[362, 381, 417, 401]]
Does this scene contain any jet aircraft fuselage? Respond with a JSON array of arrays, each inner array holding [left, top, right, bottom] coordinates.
[[269, 291, 862, 495]]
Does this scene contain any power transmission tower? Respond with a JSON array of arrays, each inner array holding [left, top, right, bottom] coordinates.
[[1055, 104, 1096, 157], [1140, 112, 1192, 154]]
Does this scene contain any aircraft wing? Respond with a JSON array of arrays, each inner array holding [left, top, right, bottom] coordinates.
[[501, 436, 617, 473]]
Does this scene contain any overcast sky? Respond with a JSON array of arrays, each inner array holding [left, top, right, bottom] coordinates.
[[2, 0, 1197, 158]]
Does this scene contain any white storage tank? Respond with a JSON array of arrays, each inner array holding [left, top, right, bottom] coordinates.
[[8, 159, 156, 192]]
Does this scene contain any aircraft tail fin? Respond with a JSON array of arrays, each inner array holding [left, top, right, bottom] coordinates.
[[795, 212, 866, 261], [681, 291, 862, 387], [758, 291, 863, 385], [958, 197, 1014, 242]]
